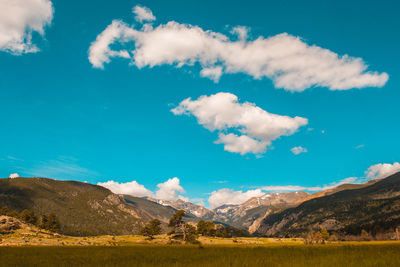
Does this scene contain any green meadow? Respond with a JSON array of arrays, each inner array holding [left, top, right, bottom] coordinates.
[[0, 243, 400, 267]]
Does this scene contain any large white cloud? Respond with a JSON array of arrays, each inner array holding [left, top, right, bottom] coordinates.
[[88, 6, 388, 91], [155, 177, 185, 201], [0, 0, 53, 54], [97, 180, 153, 197], [365, 162, 400, 180], [171, 92, 308, 155], [208, 188, 264, 209]]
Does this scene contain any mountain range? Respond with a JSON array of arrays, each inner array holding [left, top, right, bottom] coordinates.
[[0, 172, 399, 238]]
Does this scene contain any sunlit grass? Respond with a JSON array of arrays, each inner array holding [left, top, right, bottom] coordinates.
[[0, 243, 400, 266]]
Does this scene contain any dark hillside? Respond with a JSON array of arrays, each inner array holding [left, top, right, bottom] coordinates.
[[0, 178, 151, 236], [256, 172, 400, 237]]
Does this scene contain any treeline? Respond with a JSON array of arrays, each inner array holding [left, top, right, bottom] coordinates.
[[0, 206, 61, 233], [140, 210, 249, 243]]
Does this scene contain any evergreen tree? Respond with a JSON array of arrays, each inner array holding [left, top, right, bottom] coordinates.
[[168, 210, 186, 240], [40, 213, 61, 232], [197, 220, 215, 236], [140, 219, 162, 239], [320, 227, 330, 242]]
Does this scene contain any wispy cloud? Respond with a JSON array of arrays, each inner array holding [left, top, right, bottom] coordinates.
[[261, 176, 363, 192], [25, 157, 98, 180]]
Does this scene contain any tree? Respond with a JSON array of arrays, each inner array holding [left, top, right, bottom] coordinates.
[[313, 231, 323, 244], [40, 213, 61, 232], [140, 219, 162, 239], [361, 229, 369, 241], [304, 226, 314, 244], [184, 223, 198, 243], [320, 227, 330, 243], [197, 220, 215, 236], [40, 214, 48, 229], [168, 210, 186, 240], [19, 209, 38, 225]]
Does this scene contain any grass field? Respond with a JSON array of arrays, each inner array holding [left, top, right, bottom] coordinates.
[[0, 242, 400, 267]]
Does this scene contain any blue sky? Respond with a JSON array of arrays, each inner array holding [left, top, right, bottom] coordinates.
[[0, 0, 399, 207]]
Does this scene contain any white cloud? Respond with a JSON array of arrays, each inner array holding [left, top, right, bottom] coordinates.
[[89, 6, 388, 91], [230, 26, 249, 41], [9, 173, 19, 179], [0, 0, 53, 54], [355, 144, 365, 149], [172, 92, 308, 155], [132, 5, 156, 23], [155, 177, 185, 201], [215, 133, 268, 155], [291, 146, 308, 155], [88, 20, 132, 69], [97, 180, 153, 197], [365, 162, 400, 180], [200, 66, 223, 82], [208, 188, 264, 209], [98, 177, 188, 201]]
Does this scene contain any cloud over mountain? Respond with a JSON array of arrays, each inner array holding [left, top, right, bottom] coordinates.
[[172, 92, 308, 155], [97, 180, 153, 197], [155, 177, 185, 201], [366, 162, 400, 179], [89, 5, 388, 91], [98, 177, 187, 201], [208, 188, 264, 209]]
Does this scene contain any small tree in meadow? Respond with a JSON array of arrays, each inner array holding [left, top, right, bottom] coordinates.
[[184, 223, 199, 243], [197, 220, 215, 236], [361, 229, 370, 241], [168, 210, 198, 243], [140, 219, 162, 239], [320, 227, 330, 243], [168, 210, 186, 239], [313, 231, 323, 244]]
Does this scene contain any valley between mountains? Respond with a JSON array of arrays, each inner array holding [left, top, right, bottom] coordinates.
[[0, 172, 399, 239]]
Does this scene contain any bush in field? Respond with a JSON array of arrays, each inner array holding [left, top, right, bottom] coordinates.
[[0, 206, 19, 218], [40, 213, 61, 232], [140, 219, 162, 239], [0, 206, 9, 216], [19, 210, 38, 225]]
